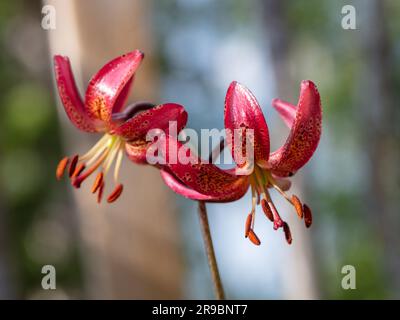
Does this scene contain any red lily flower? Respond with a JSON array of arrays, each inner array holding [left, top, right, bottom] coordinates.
[[54, 50, 187, 203], [159, 80, 322, 245]]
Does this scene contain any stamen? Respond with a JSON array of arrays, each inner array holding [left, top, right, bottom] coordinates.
[[291, 195, 304, 219], [245, 213, 252, 238], [73, 148, 110, 188], [283, 222, 292, 244], [261, 199, 274, 222], [91, 172, 104, 193], [114, 148, 124, 183], [59, 134, 126, 204], [86, 145, 108, 167], [248, 229, 261, 246], [267, 174, 292, 203], [97, 181, 105, 204], [68, 155, 79, 177], [250, 185, 257, 229], [107, 184, 123, 203], [303, 204, 312, 228], [80, 134, 110, 161], [103, 139, 121, 175], [255, 188, 260, 205], [54, 134, 128, 205], [71, 163, 85, 178], [254, 166, 266, 188], [56, 157, 69, 180]]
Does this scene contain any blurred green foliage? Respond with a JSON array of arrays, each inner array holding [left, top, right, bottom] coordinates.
[[286, 0, 396, 298], [0, 0, 82, 298]]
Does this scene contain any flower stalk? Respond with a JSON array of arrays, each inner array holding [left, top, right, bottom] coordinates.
[[198, 201, 225, 300]]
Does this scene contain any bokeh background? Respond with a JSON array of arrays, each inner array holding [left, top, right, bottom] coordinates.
[[0, 0, 399, 299]]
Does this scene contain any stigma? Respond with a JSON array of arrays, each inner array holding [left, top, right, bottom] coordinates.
[[244, 166, 312, 246], [56, 133, 125, 203]]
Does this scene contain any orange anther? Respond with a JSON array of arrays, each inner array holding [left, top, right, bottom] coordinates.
[[56, 157, 69, 180], [245, 213, 252, 238], [248, 229, 261, 246], [291, 195, 303, 219], [261, 199, 274, 222], [107, 184, 123, 203], [303, 204, 312, 228]]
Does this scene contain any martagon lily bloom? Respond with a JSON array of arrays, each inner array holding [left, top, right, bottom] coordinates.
[[54, 50, 187, 203], [158, 80, 322, 246]]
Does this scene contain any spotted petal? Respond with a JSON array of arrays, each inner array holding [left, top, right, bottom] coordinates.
[[53, 55, 98, 132], [267, 80, 322, 177], [85, 50, 144, 127], [125, 140, 149, 164], [114, 103, 187, 141], [156, 135, 250, 202], [161, 169, 219, 201], [272, 98, 297, 128], [224, 82, 270, 169]]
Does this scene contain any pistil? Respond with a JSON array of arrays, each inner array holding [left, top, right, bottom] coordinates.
[[254, 166, 284, 229]]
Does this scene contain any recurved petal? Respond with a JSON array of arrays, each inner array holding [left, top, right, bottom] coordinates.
[[272, 98, 297, 128], [125, 139, 149, 164], [161, 169, 218, 201], [156, 135, 250, 202], [224, 82, 270, 168], [114, 103, 188, 141], [112, 75, 135, 114], [85, 50, 144, 126], [267, 80, 322, 177], [53, 55, 98, 132]]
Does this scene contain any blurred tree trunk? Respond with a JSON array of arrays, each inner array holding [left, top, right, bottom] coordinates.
[[359, 0, 400, 298], [262, 0, 319, 299], [45, 0, 184, 299]]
